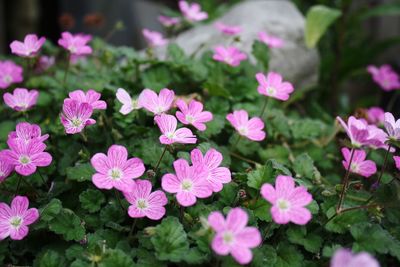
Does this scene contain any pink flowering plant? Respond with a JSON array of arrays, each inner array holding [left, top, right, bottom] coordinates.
[[0, 2, 400, 266]]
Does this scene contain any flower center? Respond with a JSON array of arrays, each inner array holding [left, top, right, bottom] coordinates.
[[166, 132, 175, 139], [185, 115, 195, 123], [10, 216, 23, 228], [71, 118, 83, 127], [222, 231, 235, 245], [136, 198, 148, 210], [3, 75, 12, 84], [109, 168, 122, 180], [181, 179, 193, 191], [132, 99, 139, 109], [350, 163, 359, 173], [266, 86, 276, 96], [238, 126, 248, 136], [277, 198, 290, 212], [68, 45, 77, 53], [19, 155, 31, 165], [155, 106, 164, 114], [0, 171, 5, 177]]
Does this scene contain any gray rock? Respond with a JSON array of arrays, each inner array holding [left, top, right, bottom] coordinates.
[[169, 0, 320, 88]]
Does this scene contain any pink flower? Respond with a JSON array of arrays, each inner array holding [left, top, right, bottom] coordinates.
[[138, 88, 174, 115], [366, 124, 391, 151], [142, 29, 168, 47], [3, 88, 39, 111], [10, 34, 46, 57], [68, 89, 107, 110], [36, 55, 55, 73], [213, 46, 247, 67], [256, 72, 294, 101], [214, 22, 242, 36], [258, 31, 284, 48], [366, 107, 385, 125], [175, 99, 213, 131], [0, 60, 23, 89], [58, 32, 92, 56], [393, 156, 400, 170], [0, 151, 14, 182], [208, 208, 261, 265], [341, 148, 377, 178], [116, 88, 141, 115], [190, 148, 231, 192], [383, 112, 400, 141], [8, 122, 49, 143], [158, 15, 180, 27], [367, 64, 400, 91], [1, 138, 52, 176], [60, 99, 95, 134], [330, 248, 380, 267], [337, 116, 373, 148], [162, 159, 212, 207], [179, 1, 208, 22], [226, 110, 265, 141], [123, 179, 167, 220], [155, 114, 197, 145], [0, 196, 39, 240], [91, 145, 145, 192], [261, 175, 313, 225]]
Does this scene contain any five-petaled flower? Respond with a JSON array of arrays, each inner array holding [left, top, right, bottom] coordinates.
[[175, 99, 213, 131], [142, 29, 168, 47], [162, 158, 212, 207], [226, 110, 265, 141], [3, 88, 39, 111], [138, 88, 174, 115], [261, 175, 313, 225], [0, 196, 39, 240], [383, 112, 400, 141], [179, 1, 208, 22], [91, 145, 145, 192], [214, 22, 242, 36], [256, 72, 294, 101], [123, 179, 168, 220], [10, 34, 46, 57], [190, 148, 231, 192], [68, 89, 107, 110], [213, 46, 247, 67], [366, 107, 385, 126], [58, 32, 92, 56], [60, 99, 95, 134], [341, 148, 377, 178], [0, 151, 14, 182], [367, 64, 400, 91], [158, 15, 180, 27], [258, 31, 284, 48], [0, 60, 23, 89], [155, 114, 197, 145], [8, 122, 49, 143], [337, 116, 378, 148], [116, 88, 141, 115], [330, 248, 380, 267], [208, 208, 261, 265]]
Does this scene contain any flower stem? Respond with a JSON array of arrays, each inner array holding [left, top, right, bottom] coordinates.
[[14, 175, 22, 197], [154, 145, 168, 173], [128, 219, 137, 239], [262, 222, 273, 243], [375, 144, 392, 187], [231, 135, 241, 152], [114, 189, 124, 210], [179, 206, 185, 223], [336, 148, 355, 214], [259, 97, 270, 118], [37, 169, 50, 190], [339, 204, 379, 213], [63, 53, 71, 87], [80, 132, 88, 143]]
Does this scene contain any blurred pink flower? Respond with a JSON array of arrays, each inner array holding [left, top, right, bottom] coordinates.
[[258, 31, 284, 48], [162, 158, 212, 207], [190, 148, 231, 192], [60, 99, 95, 134], [58, 32, 92, 56], [341, 148, 377, 178], [155, 114, 197, 144], [226, 110, 265, 141], [214, 22, 242, 36], [10, 34, 46, 57], [208, 208, 261, 265], [8, 122, 49, 143], [138, 88, 174, 115], [142, 29, 168, 47], [0, 60, 23, 89], [68, 89, 107, 110], [116, 88, 141, 115], [367, 64, 400, 91], [261, 175, 313, 225], [0, 151, 14, 182], [383, 112, 400, 141], [213, 46, 247, 67], [330, 248, 380, 267], [179, 1, 208, 22], [123, 179, 167, 220], [337, 116, 374, 148], [1, 138, 52, 176], [91, 145, 145, 192], [394, 156, 400, 170], [365, 124, 392, 151], [256, 72, 294, 101], [366, 107, 385, 125], [175, 99, 213, 131], [3, 88, 39, 111], [0, 196, 39, 240], [158, 15, 180, 27], [36, 55, 55, 73]]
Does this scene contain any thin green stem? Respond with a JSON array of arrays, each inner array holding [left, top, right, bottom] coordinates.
[[340, 204, 380, 213], [262, 222, 273, 243], [63, 53, 71, 87], [128, 219, 137, 239], [387, 91, 399, 112], [375, 144, 392, 187], [154, 146, 168, 173], [179, 206, 185, 223], [259, 97, 270, 118], [114, 189, 124, 210], [37, 169, 50, 190], [14, 175, 22, 197], [231, 135, 241, 152], [336, 148, 355, 214]]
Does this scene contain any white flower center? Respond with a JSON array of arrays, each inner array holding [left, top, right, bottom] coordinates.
[[132, 99, 139, 109], [10, 216, 23, 228], [350, 163, 359, 173], [0, 171, 4, 177], [266, 87, 276, 96], [71, 118, 83, 127], [185, 115, 195, 123], [277, 198, 291, 212], [19, 155, 31, 165], [222, 231, 235, 245], [3, 75, 12, 84], [136, 198, 149, 210], [68, 45, 77, 53], [108, 168, 122, 180], [166, 132, 175, 139], [155, 106, 164, 114], [181, 179, 193, 191], [238, 126, 248, 136]]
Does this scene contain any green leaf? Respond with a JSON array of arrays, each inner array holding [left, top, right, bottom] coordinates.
[[247, 161, 274, 189], [167, 43, 186, 64], [325, 208, 367, 234], [34, 250, 66, 267], [291, 119, 327, 140], [142, 65, 172, 91], [219, 183, 239, 206], [292, 153, 314, 179], [79, 189, 106, 213], [40, 198, 62, 222], [0, 121, 15, 142], [249, 198, 272, 222], [305, 5, 342, 48], [251, 245, 277, 267], [287, 227, 323, 253], [151, 216, 189, 262], [274, 243, 303, 267], [361, 3, 400, 20], [49, 208, 85, 241], [252, 40, 269, 71], [98, 249, 135, 267], [204, 81, 231, 98], [66, 163, 95, 182]]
